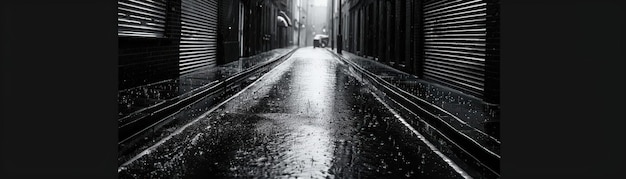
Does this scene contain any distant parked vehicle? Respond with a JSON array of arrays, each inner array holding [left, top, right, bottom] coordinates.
[[313, 34, 329, 48]]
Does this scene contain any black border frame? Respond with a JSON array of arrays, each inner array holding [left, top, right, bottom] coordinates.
[[1, 0, 624, 178]]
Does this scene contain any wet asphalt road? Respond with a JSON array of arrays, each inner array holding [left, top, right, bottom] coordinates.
[[118, 47, 465, 178]]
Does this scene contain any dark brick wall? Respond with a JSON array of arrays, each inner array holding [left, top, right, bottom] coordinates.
[[118, 37, 179, 90], [118, 0, 181, 90]]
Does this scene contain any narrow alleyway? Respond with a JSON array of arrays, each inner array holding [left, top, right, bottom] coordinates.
[[5, 0, 626, 178], [118, 47, 468, 178]]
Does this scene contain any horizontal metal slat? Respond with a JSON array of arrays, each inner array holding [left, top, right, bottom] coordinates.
[[424, 59, 485, 79], [425, 58, 485, 72], [424, 38, 486, 43], [182, 0, 217, 15], [179, 48, 214, 55], [180, 46, 216, 52], [180, 44, 217, 49], [426, 51, 485, 62], [180, 53, 215, 62], [425, 41, 485, 47], [181, 9, 218, 24], [118, 18, 151, 26], [181, 26, 217, 36], [424, 61, 485, 78], [425, 33, 486, 39], [181, 16, 218, 27], [424, 23, 486, 32], [179, 57, 214, 67], [424, 6, 485, 22], [179, 0, 218, 75], [119, 14, 166, 24], [180, 39, 217, 44], [179, 47, 213, 52], [425, 54, 485, 67], [180, 49, 215, 56], [424, 0, 464, 11], [425, 2, 486, 20], [425, 48, 485, 57], [179, 56, 213, 65], [425, 28, 486, 35], [424, 13, 487, 26], [424, 74, 483, 97], [119, 1, 166, 17], [424, 69, 484, 92], [423, 67, 484, 89], [424, 0, 482, 15], [180, 41, 217, 46], [424, 55, 485, 70], [179, 60, 214, 67], [118, 23, 165, 32], [180, 39, 216, 44], [126, 0, 166, 11], [423, 0, 490, 98], [118, 31, 162, 38], [181, 2, 217, 20], [180, 61, 215, 72], [180, 55, 216, 63], [179, 32, 217, 39], [117, 0, 166, 37], [424, 18, 486, 28], [425, 44, 486, 52], [181, 25, 218, 35], [182, 0, 218, 11]]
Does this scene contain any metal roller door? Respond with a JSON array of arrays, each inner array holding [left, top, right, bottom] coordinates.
[[422, 0, 489, 98], [180, 0, 218, 75], [118, 0, 168, 38]]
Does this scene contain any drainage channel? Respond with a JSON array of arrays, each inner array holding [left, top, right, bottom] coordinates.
[[327, 49, 500, 178]]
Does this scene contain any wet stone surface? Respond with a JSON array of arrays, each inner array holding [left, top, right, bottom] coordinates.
[[117, 48, 294, 119], [118, 47, 464, 178]]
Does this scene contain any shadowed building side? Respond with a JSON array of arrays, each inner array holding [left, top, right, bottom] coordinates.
[[334, 0, 500, 105], [118, 0, 296, 90]]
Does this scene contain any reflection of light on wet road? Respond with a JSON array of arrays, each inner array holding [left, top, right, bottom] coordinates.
[[281, 47, 336, 178], [288, 47, 336, 116], [118, 47, 471, 178], [282, 124, 333, 177]]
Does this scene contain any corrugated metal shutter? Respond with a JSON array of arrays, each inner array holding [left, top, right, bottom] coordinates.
[[118, 0, 167, 38], [179, 0, 218, 75], [422, 0, 488, 98]]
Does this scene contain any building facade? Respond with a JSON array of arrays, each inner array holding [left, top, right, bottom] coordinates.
[[118, 0, 295, 90], [334, 0, 500, 104]]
